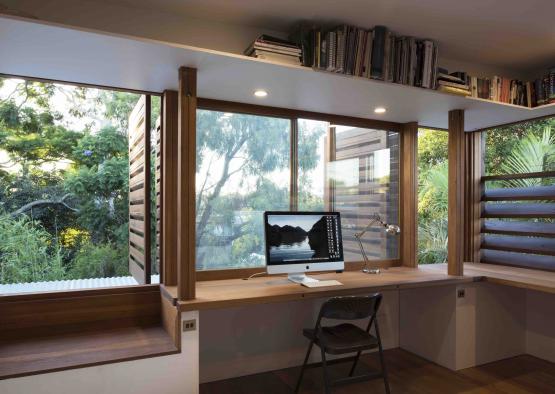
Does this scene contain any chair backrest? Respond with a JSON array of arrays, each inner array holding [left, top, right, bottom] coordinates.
[[318, 293, 382, 321]]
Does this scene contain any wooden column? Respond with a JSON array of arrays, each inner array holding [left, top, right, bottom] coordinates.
[[448, 110, 465, 276], [177, 67, 197, 300], [463, 131, 483, 263], [161, 90, 179, 286], [400, 122, 418, 268]]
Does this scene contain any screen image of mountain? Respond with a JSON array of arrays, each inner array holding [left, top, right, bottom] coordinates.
[[266, 215, 330, 263]]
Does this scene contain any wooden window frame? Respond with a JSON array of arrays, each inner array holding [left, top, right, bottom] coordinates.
[[194, 98, 405, 281], [0, 73, 163, 300]]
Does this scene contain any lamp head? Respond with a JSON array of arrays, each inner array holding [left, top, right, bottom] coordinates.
[[384, 224, 401, 235]]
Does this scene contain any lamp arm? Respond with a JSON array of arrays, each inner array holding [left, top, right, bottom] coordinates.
[[354, 213, 383, 239]]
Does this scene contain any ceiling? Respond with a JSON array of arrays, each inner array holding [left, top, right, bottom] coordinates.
[[92, 0, 555, 75], [2, 15, 554, 132]]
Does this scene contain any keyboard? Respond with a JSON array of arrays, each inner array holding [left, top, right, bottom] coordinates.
[[301, 280, 343, 288]]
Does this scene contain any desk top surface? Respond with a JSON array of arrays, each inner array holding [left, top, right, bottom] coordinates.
[[170, 266, 475, 312], [164, 263, 555, 311]]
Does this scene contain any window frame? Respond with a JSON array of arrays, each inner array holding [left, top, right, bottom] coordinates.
[[195, 98, 404, 280], [0, 72, 163, 299]]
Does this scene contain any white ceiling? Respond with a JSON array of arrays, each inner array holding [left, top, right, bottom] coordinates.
[[1, 16, 554, 132], [93, 0, 555, 75]]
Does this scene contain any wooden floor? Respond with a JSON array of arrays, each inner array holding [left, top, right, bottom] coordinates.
[[200, 349, 555, 394]]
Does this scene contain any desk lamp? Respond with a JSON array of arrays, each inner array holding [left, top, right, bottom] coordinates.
[[354, 213, 401, 274]]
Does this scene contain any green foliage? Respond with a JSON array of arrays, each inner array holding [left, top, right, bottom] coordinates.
[[418, 218, 448, 265], [485, 118, 554, 175], [497, 127, 555, 187], [417, 129, 448, 265], [0, 214, 65, 284], [418, 161, 448, 222], [418, 129, 448, 167], [0, 76, 149, 285], [67, 242, 128, 279]]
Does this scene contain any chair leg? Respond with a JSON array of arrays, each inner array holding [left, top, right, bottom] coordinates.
[[294, 341, 314, 393], [348, 351, 361, 377], [320, 348, 331, 394], [377, 345, 390, 394]]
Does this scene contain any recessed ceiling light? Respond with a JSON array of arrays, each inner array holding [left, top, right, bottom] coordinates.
[[374, 107, 387, 114], [254, 89, 268, 98]]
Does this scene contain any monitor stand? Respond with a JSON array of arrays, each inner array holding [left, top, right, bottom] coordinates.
[[287, 273, 319, 285]]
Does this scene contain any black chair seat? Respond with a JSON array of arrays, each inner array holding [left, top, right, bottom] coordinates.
[[303, 323, 379, 355]]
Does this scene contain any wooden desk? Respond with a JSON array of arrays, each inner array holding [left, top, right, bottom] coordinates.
[[463, 263, 555, 294], [162, 264, 555, 311], [169, 266, 476, 312]]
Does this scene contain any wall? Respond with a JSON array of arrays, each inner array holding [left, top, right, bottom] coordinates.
[[199, 290, 399, 383], [400, 282, 526, 371], [526, 289, 555, 363], [0, 311, 200, 394]]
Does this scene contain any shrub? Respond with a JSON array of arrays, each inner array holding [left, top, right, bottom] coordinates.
[[0, 214, 65, 284], [68, 242, 128, 279]]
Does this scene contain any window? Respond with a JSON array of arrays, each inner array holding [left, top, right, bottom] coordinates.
[[298, 120, 400, 261], [0, 76, 160, 294], [195, 110, 291, 270], [195, 109, 401, 271], [417, 128, 448, 264], [481, 117, 555, 271]]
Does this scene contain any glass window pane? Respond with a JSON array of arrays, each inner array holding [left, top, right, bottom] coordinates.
[[417, 128, 448, 264], [196, 110, 290, 270], [0, 76, 160, 293], [298, 120, 400, 262]]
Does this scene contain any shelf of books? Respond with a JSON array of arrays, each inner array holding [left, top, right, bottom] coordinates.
[[2, 15, 555, 132], [246, 25, 555, 110]]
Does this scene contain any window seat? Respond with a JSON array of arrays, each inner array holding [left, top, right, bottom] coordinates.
[[0, 285, 181, 380], [0, 324, 178, 379]]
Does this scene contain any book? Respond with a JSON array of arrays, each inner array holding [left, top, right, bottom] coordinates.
[[437, 85, 471, 96], [371, 26, 387, 79], [293, 23, 438, 90]]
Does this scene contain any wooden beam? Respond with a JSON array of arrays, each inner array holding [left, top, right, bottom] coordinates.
[[177, 67, 197, 300], [290, 119, 298, 211], [463, 131, 483, 263], [400, 122, 418, 267], [448, 110, 465, 276], [161, 90, 179, 286]]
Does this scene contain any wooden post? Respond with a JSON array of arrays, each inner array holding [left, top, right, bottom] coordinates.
[[400, 122, 418, 268], [177, 67, 197, 300], [161, 90, 179, 286], [290, 119, 298, 211], [464, 131, 483, 263], [448, 110, 465, 276]]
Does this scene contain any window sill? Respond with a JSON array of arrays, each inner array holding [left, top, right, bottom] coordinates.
[[0, 324, 179, 380]]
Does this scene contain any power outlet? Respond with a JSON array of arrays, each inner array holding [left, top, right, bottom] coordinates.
[[457, 289, 466, 298], [182, 319, 196, 332]]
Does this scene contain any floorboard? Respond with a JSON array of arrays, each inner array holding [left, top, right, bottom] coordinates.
[[200, 349, 555, 394]]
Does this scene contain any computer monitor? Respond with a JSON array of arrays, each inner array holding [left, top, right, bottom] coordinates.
[[264, 211, 344, 284]]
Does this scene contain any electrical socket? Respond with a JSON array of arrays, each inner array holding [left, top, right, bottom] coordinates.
[[182, 319, 196, 332], [457, 289, 466, 298]]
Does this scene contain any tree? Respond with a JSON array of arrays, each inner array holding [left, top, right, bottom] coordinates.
[[195, 110, 320, 269], [0, 76, 144, 282], [0, 214, 65, 284]]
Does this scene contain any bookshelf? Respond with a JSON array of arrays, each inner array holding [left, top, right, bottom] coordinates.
[[1, 15, 554, 131]]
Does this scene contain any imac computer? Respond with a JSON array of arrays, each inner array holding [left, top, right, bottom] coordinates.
[[264, 211, 344, 285]]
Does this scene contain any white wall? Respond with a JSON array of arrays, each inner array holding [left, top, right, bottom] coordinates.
[[400, 282, 526, 371], [526, 289, 555, 363], [199, 290, 399, 383], [0, 311, 200, 394]]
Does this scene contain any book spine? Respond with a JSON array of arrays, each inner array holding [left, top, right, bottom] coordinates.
[[371, 26, 387, 79]]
